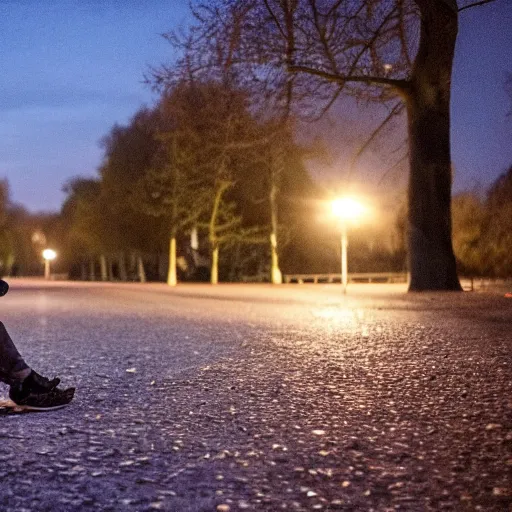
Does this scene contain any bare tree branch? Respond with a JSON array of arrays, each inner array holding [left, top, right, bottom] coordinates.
[[349, 100, 405, 170], [378, 153, 409, 185], [458, 0, 496, 12], [397, 0, 414, 68], [288, 64, 410, 92], [309, 86, 343, 122], [263, 0, 286, 39], [308, 0, 339, 74]]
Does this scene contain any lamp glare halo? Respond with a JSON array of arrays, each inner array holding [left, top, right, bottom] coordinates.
[[42, 249, 57, 261], [332, 198, 365, 220]]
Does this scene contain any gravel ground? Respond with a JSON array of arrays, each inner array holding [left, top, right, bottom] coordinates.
[[0, 281, 510, 511]]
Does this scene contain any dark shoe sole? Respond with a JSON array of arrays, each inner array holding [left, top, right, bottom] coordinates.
[[0, 398, 71, 412], [7, 387, 75, 412]]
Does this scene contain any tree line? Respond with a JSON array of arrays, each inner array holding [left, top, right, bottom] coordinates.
[[1, 163, 510, 282], [0, 82, 340, 284], [61, 82, 328, 284], [452, 166, 512, 279]]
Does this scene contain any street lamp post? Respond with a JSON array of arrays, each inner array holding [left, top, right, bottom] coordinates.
[[332, 197, 366, 294], [42, 249, 57, 280]]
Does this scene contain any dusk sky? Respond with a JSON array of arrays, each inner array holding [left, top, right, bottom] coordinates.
[[1, 0, 511, 212]]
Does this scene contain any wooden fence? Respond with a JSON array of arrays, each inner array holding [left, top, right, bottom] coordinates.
[[283, 272, 408, 284]]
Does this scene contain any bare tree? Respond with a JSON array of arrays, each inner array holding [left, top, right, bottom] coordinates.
[[152, 81, 272, 284], [153, 0, 497, 291], [189, 85, 264, 284], [136, 133, 204, 286]]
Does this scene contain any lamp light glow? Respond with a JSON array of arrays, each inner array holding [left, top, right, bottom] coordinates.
[[331, 197, 366, 221], [42, 249, 57, 280], [331, 197, 367, 294], [42, 249, 57, 261]]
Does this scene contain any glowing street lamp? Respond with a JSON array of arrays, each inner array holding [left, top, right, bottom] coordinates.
[[42, 249, 57, 280], [331, 198, 366, 294]]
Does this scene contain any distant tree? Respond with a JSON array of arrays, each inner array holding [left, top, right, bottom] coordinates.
[[97, 87, 293, 285], [99, 110, 173, 282], [61, 177, 105, 279], [390, 199, 408, 273], [261, 130, 324, 278], [154, 0, 500, 291], [213, 118, 318, 281], [174, 82, 267, 284], [0, 180, 15, 276], [261, 128, 293, 284], [133, 96, 206, 286], [6, 207, 63, 277], [152, 32, 294, 284], [0, 182, 51, 277], [451, 192, 485, 277], [481, 166, 512, 277]]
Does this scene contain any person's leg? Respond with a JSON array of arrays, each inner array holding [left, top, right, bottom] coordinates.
[[0, 322, 74, 410], [0, 321, 31, 385], [0, 283, 75, 410], [0, 321, 60, 391]]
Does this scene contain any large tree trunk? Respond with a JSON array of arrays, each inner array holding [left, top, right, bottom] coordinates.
[[406, 0, 462, 291]]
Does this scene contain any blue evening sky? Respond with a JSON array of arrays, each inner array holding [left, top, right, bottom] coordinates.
[[0, 0, 511, 212]]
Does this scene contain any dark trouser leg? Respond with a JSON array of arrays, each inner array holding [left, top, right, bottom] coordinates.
[[0, 321, 29, 385]]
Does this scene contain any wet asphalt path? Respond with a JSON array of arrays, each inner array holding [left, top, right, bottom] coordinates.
[[0, 280, 510, 511]]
